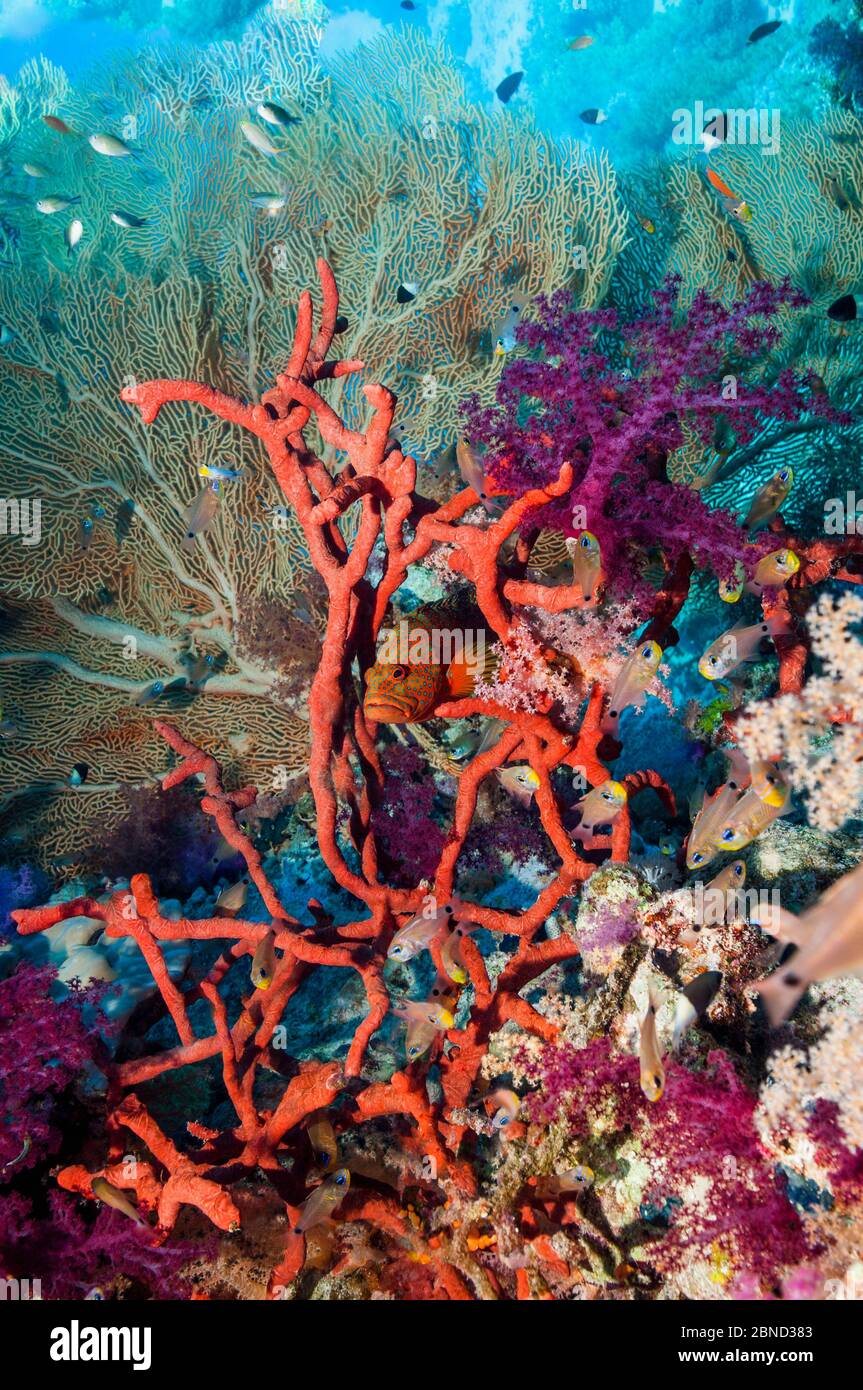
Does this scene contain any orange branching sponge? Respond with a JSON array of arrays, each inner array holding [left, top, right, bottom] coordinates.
[[13, 260, 682, 1299]]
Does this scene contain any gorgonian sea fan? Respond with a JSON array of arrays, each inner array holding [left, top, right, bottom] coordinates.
[[462, 277, 831, 595]]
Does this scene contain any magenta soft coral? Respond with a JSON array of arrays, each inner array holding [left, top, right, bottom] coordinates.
[[462, 276, 830, 597], [523, 1039, 810, 1282]]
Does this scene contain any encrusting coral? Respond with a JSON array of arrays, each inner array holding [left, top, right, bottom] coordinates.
[[10, 254, 863, 1300]]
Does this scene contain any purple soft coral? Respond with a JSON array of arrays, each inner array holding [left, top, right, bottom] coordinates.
[[462, 277, 826, 596]]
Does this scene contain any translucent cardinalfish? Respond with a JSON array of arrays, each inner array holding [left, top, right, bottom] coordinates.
[[497, 764, 540, 808], [251, 929, 277, 989], [488, 1088, 520, 1132], [698, 613, 791, 680], [752, 548, 800, 588], [294, 1168, 350, 1234], [88, 133, 133, 158], [240, 121, 282, 155], [571, 778, 627, 845], [672, 970, 722, 1049], [456, 436, 498, 514], [756, 858, 863, 1025], [363, 598, 495, 724], [388, 898, 460, 961], [716, 771, 791, 851], [215, 879, 247, 917], [686, 754, 750, 869], [394, 997, 455, 1030], [441, 921, 476, 984], [639, 985, 665, 1103], [565, 531, 602, 603], [602, 640, 663, 734], [536, 1165, 594, 1197], [744, 468, 793, 530], [182, 484, 220, 551], [307, 1112, 338, 1173], [91, 1177, 145, 1226]]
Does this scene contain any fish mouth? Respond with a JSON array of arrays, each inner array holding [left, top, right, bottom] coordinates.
[[364, 695, 415, 723]]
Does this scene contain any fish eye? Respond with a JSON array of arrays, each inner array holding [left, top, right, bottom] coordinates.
[[720, 828, 735, 842], [579, 535, 591, 549], [691, 852, 703, 865], [391, 665, 407, 680], [335, 1171, 346, 1185], [642, 646, 653, 659]]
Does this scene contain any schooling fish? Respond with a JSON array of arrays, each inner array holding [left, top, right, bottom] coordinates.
[[752, 548, 800, 588], [744, 468, 793, 530], [36, 195, 80, 214], [68, 762, 89, 786], [756, 859, 863, 1024], [828, 293, 857, 322], [496, 72, 523, 104], [215, 879, 247, 917], [567, 36, 594, 51], [748, 19, 782, 43], [294, 1168, 350, 1234], [393, 996, 455, 1030], [570, 778, 627, 845], [456, 436, 498, 514], [536, 1165, 594, 1196], [672, 970, 722, 1049], [186, 652, 215, 684], [240, 121, 282, 156], [602, 640, 663, 735], [134, 679, 167, 707], [256, 101, 301, 129], [716, 774, 791, 851], [43, 114, 75, 135], [91, 1176, 145, 1226], [65, 218, 83, 254], [78, 516, 94, 550], [565, 531, 602, 603], [110, 209, 147, 228], [492, 293, 529, 353], [88, 133, 134, 157], [718, 561, 745, 603], [251, 929, 277, 989], [405, 1016, 439, 1062], [639, 984, 665, 1103], [580, 108, 607, 124], [22, 162, 49, 177], [441, 921, 476, 984], [248, 193, 289, 211], [488, 1088, 520, 1132], [363, 597, 495, 724], [396, 281, 418, 304], [181, 485, 220, 551], [496, 764, 540, 809], [387, 900, 457, 962], [687, 769, 748, 872], [698, 613, 790, 681], [307, 1112, 338, 1173], [636, 214, 655, 234]]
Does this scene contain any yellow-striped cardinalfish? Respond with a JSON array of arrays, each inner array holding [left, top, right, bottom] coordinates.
[[488, 1088, 521, 1132], [698, 614, 791, 680], [756, 858, 863, 1024], [565, 531, 603, 603], [182, 484, 220, 551], [456, 436, 498, 515], [672, 970, 722, 1049], [215, 879, 247, 917], [536, 1165, 594, 1197], [719, 561, 746, 603], [251, 929, 277, 989], [570, 779, 627, 846], [405, 1016, 439, 1062], [294, 1168, 350, 1234], [601, 640, 663, 735], [744, 468, 793, 530], [393, 997, 455, 1030], [639, 984, 665, 1103], [496, 764, 540, 808]]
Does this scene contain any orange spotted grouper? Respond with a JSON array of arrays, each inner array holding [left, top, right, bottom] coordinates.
[[364, 597, 497, 724]]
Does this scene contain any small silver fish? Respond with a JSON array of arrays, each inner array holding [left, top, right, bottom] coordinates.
[[65, 218, 83, 254], [248, 193, 290, 211], [639, 984, 665, 1102], [110, 209, 147, 228], [22, 162, 50, 178], [88, 133, 134, 157], [602, 640, 662, 734], [256, 102, 301, 129], [388, 901, 456, 962], [36, 195, 80, 214], [240, 121, 282, 156]]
